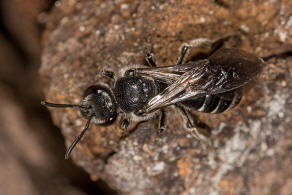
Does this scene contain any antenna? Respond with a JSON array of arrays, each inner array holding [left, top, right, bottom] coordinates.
[[41, 100, 93, 159], [41, 100, 86, 109], [65, 116, 93, 159]]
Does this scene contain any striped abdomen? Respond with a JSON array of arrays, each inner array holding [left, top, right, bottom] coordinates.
[[181, 90, 242, 114]]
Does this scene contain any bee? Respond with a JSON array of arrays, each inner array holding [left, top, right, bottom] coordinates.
[[41, 36, 264, 159]]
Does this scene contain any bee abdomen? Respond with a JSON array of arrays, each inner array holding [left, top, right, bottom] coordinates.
[[181, 92, 242, 114]]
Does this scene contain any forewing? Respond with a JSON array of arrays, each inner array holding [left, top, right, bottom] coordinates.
[[144, 66, 208, 112], [206, 48, 264, 92], [135, 60, 208, 84]]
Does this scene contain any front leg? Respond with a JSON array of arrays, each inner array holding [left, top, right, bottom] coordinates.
[[120, 117, 130, 130], [119, 116, 139, 139], [103, 70, 115, 80]]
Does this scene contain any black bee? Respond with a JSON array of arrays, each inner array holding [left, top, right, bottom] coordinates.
[[41, 36, 264, 159]]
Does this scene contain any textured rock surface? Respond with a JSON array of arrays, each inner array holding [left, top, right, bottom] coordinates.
[[40, 0, 292, 194]]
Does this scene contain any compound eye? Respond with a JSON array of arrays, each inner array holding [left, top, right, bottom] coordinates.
[[84, 105, 94, 116], [80, 104, 95, 119]]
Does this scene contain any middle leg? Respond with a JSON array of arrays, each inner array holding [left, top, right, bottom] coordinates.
[[144, 49, 158, 67], [157, 109, 166, 137]]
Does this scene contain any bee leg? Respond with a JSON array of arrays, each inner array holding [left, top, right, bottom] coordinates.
[[103, 70, 115, 79], [178, 33, 238, 63], [178, 38, 214, 63], [176, 105, 193, 129], [119, 117, 132, 139], [144, 49, 157, 67], [120, 117, 130, 130], [176, 45, 189, 65], [157, 109, 166, 137], [176, 105, 211, 141], [210, 33, 239, 53]]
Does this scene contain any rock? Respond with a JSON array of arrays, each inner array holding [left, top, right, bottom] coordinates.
[[40, 0, 292, 194]]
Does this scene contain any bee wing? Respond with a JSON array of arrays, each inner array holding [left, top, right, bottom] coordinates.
[[144, 48, 264, 112], [135, 60, 208, 84], [206, 48, 265, 90], [144, 67, 207, 112]]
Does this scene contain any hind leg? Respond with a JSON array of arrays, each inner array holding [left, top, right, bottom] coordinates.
[[177, 33, 239, 63], [176, 104, 211, 141]]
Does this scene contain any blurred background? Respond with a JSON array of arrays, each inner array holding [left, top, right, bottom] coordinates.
[[0, 1, 115, 194]]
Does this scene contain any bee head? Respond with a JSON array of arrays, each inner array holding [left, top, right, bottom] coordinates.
[[41, 85, 118, 159], [80, 85, 117, 124]]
